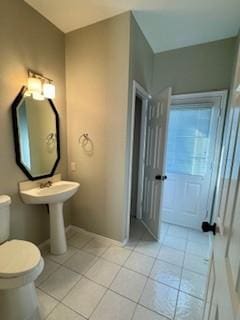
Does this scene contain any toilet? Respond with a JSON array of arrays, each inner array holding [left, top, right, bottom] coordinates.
[[0, 195, 44, 320]]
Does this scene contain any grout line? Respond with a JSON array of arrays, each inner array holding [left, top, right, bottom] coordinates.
[[86, 253, 128, 319], [128, 221, 174, 319], [40, 223, 210, 320], [60, 299, 89, 319], [36, 262, 62, 288]]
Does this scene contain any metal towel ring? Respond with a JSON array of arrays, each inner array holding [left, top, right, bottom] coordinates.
[[78, 133, 94, 156], [78, 133, 90, 144]]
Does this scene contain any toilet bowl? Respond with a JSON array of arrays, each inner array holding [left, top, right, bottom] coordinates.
[[0, 196, 44, 320], [0, 240, 44, 320]]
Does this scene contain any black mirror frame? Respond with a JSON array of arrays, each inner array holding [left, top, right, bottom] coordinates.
[[11, 86, 61, 181]]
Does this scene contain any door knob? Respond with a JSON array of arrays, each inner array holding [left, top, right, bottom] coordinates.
[[155, 175, 167, 181], [202, 222, 217, 235]]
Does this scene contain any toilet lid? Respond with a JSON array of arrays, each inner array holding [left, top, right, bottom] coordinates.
[[0, 240, 41, 278]]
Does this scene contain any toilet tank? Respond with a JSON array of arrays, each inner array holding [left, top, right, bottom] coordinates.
[[0, 195, 11, 244]]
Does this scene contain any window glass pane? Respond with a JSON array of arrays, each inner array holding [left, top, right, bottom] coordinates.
[[166, 106, 212, 176]]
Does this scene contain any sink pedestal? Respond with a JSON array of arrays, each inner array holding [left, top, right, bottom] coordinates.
[[49, 203, 67, 255], [20, 179, 80, 256]]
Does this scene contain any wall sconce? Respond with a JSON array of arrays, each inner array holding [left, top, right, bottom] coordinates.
[[43, 82, 55, 99], [26, 70, 56, 100], [236, 84, 240, 93]]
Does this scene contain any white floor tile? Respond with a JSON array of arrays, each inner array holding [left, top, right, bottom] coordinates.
[[184, 254, 209, 275], [43, 224, 210, 320], [83, 238, 111, 256], [66, 228, 78, 240], [175, 292, 204, 320], [124, 251, 155, 276], [90, 290, 136, 320], [36, 259, 60, 287], [133, 305, 168, 320], [150, 260, 182, 289], [102, 246, 131, 265], [158, 246, 185, 267], [110, 267, 147, 302], [39, 266, 81, 300], [46, 246, 78, 264], [85, 258, 121, 287], [186, 242, 210, 258], [167, 225, 189, 240], [163, 236, 187, 251], [124, 239, 139, 251], [134, 240, 161, 258], [68, 232, 93, 249], [46, 303, 85, 320], [140, 279, 178, 319], [63, 278, 106, 318], [64, 250, 98, 275], [188, 230, 209, 245], [160, 223, 170, 234], [180, 269, 207, 299], [159, 233, 166, 243], [37, 289, 58, 319]]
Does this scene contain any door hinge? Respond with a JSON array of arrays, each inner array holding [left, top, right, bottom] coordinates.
[[210, 162, 214, 171], [218, 107, 222, 119]]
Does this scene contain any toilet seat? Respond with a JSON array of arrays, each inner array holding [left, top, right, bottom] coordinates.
[[0, 240, 41, 278], [0, 239, 44, 290]]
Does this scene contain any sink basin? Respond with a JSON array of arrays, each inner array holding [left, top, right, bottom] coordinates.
[[21, 181, 80, 204], [20, 180, 80, 255]]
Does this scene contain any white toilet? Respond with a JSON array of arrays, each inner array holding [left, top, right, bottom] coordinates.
[[0, 195, 44, 320]]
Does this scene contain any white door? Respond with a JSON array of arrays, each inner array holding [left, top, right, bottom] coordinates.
[[204, 108, 240, 320], [203, 37, 240, 320], [162, 94, 225, 230], [142, 87, 172, 239]]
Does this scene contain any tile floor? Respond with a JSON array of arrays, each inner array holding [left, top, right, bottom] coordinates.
[[36, 220, 211, 320]]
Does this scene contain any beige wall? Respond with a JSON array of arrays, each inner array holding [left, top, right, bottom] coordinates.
[[0, 1, 237, 246], [0, 0, 69, 244], [66, 12, 131, 241], [130, 14, 154, 92], [152, 38, 236, 95], [123, 14, 154, 239]]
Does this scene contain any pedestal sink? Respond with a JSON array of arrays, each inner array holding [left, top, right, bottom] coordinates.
[[20, 181, 80, 255]]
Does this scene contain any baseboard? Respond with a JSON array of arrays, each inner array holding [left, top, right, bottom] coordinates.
[[38, 224, 127, 251], [69, 225, 126, 247]]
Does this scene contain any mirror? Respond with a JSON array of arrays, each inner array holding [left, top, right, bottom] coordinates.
[[12, 86, 60, 180]]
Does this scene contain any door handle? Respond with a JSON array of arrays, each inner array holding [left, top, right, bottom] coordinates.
[[155, 175, 167, 181], [202, 222, 217, 235]]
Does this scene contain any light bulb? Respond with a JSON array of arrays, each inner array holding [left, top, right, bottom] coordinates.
[[43, 83, 55, 99], [27, 77, 42, 95]]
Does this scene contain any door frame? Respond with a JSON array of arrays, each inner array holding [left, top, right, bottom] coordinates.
[[168, 90, 228, 225], [125, 80, 150, 241]]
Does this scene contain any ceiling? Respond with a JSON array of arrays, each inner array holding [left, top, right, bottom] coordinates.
[[25, 0, 240, 53]]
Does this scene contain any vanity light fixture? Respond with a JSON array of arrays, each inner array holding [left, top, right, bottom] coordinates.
[[43, 82, 55, 99], [26, 70, 56, 100]]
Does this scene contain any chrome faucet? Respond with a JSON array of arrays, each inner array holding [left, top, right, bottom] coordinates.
[[40, 180, 53, 188]]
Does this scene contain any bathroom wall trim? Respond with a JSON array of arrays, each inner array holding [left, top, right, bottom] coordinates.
[[69, 225, 128, 247], [38, 225, 128, 252]]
